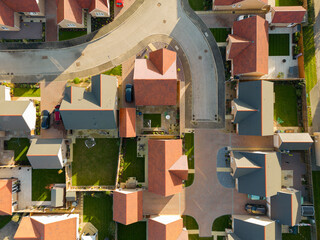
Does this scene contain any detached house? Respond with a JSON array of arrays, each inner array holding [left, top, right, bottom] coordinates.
[[14, 214, 79, 240], [0, 86, 36, 133], [0, 0, 45, 31], [231, 80, 274, 136], [230, 151, 281, 197], [60, 74, 118, 130], [27, 139, 67, 169], [148, 139, 188, 197], [212, 0, 269, 11], [133, 48, 178, 106], [57, 0, 110, 28], [227, 215, 281, 240], [227, 15, 268, 77]]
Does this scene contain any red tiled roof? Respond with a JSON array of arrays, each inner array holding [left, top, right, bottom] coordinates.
[[14, 216, 77, 240], [133, 48, 177, 106], [2, 0, 40, 12], [214, 0, 244, 5], [148, 139, 188, 197], [148, 216, 183, 240], [149, 48, 177, 75], [76, 0, 91, 8], [113, 190, 143, 225], [169, 155, 188, 180], [0, 179, 12, 215], [89, 0, 109, 13], [57, 0, 83, 25], [119, 108, 136, 138], [227, 35, 251, 59], [227, 16, 268, 76], [272, 6, 306, 23], [0, 1, 14, 27]]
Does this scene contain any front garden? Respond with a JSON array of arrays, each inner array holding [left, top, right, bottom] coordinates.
[[275, 0, 303, 6], [72, 138, 120, 186], [188, 0, 212, 11], [184, 133, 195, 187], [32, 169, 65, 201], [117, 222, 146, 240], [103, 65, 122, 76], [4, 138, 30, 165], [210, 28, 231, 43], [120, 139, 145, 183], [59, 29, 87, 41], [83, 192, 115, 240]]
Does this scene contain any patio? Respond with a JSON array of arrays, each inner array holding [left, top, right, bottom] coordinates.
[[265, 27, 300, 79], [136, 106, 179, 136]]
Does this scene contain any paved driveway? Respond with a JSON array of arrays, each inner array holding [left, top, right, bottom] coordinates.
[[45, 0, 58, 41], [184, 129, 273, 237]]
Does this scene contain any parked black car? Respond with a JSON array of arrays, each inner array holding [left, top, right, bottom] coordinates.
[[41, 110, 50, 129], [125, 84, 134, 103], [245, 204, 266, 215]]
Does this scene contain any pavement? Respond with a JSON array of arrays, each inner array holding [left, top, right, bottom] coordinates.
[[0, 221, 19, 240], [184, 129, 273, 237], [0, 0, 224, 124]]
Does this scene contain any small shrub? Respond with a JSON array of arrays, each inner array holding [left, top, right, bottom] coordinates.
[[277, 72, 284, 78], [144, 55, 148, 59], [73, 77, 80, 84], [177, 68, 181, 72]]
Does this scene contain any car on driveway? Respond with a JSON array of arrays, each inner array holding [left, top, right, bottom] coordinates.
[[41, 110, 50, 129], [236, 15, 255, 21], [245, 204, 266, 215], [54, 105, 61, 124], [116, 0, 123, 7], [125, 84, 134, 103]]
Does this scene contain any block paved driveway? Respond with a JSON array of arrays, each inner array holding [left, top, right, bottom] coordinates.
[[184, 129, 273, 237]]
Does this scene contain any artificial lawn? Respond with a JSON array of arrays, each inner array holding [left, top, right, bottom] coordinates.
[[303, 26, 317, 94], [185, 133, 194, 169], [143, 114, 161, 128], [210, 28, 231, 42], [103, 65, 122, 76], [72, 138, 120, 186], [269, 34, 290, 56], [183, 215, 199, 229], [312, 171, 320, 238], [4, 138, 30, 165], [117, 222, 146, 240], [0, 216, 11, 230], [83, 193, 114, 240], [274, 84, 298, 126], [185, 173, 194, 187], [59, 30, 87, 41], [121, 139, 145, 182], [275, 0, 302, 6], [32, 169, 65, 201], [212, 215, 232, 231], [13, 88, 40, 97]]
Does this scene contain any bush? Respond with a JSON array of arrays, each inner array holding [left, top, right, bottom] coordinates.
[[73, 77, 80, 84]]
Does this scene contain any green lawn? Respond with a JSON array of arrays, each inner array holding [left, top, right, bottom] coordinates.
[[83, 193, 114, 240], [59, 30, 87, 41], [0, 216, 12, 230], [274, 84, 298, 126], [183, 215, 198, 229], [121, 139, 145, 182], [72, 138, 120, 186], [189, 235, 213, 240], [143, 114, 161, 128], [303, 26, 317, 94], [13, 88, 40, 97], [275, 0, 302, 6], [4, 138, 30, 165], [269, 34, 290, 56], [188, 0, 204, 10], [103, 65, 122, 76], [210, 28, 231, 42], [184, 133, 194, 169], [32, 169, 65, 201], [185, 173, 194, 187], [117, 222, 146, 240], [212, 215, 232, 231], [312, 171, 320, 238]]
